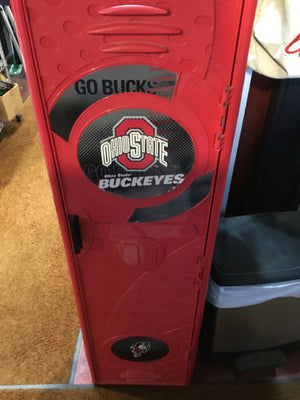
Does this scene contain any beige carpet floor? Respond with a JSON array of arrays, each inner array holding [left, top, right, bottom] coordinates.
[[1, 98, 300, 399], [0, 97, 80, 385]]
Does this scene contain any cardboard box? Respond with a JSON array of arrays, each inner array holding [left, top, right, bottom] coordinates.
[[0, 78, 23, 121]]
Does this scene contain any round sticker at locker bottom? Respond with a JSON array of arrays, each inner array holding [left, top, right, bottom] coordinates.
[[111, 336, 169, 362]]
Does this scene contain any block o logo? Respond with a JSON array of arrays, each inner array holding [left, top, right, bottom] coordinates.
[[100, 116, 168, 171]]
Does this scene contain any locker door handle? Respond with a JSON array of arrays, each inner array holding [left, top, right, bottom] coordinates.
[[68, 215, 83, 254]]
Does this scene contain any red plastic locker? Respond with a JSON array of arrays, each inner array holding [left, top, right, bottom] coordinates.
[[11, 0, 256, 385]]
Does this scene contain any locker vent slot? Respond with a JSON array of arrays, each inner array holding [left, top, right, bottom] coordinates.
[[98, 5, 170, 16], [101, 42, 168, 54], [87, 23, 181, 36]]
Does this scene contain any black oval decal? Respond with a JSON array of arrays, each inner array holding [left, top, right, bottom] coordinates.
[[111, 336, 169, 362]]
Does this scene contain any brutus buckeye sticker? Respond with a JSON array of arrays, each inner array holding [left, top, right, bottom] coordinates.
[[77, 109, 195, 199], [111, 336, 169, 362]]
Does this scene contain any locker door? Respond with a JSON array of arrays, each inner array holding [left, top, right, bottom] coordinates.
[[12, 0, 256, 385]]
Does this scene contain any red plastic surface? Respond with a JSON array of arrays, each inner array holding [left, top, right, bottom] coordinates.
[[11, 0, 256, 386]]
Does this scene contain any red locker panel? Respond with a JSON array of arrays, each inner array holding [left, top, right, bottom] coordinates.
[[11, 0, 256, 385]]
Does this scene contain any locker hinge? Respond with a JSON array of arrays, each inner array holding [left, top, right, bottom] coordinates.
[[68, 215, 83, 254], [195, 256, 205, 291], [214, 86, 233, 151]]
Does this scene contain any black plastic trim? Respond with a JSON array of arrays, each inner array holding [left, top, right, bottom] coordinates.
[[68, 215, 83, 254]]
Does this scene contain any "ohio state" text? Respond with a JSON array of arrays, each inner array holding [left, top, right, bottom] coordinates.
[[100, 130, 168, 168]]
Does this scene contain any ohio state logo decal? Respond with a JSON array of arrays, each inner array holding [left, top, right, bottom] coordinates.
[[77, 108, 195, 199], [130, 341, 151, 358], [100, 116, 168, 171], [111, 336, 169, 362]]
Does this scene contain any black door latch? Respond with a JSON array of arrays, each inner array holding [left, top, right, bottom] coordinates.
[[68, 215, 82, 254]]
